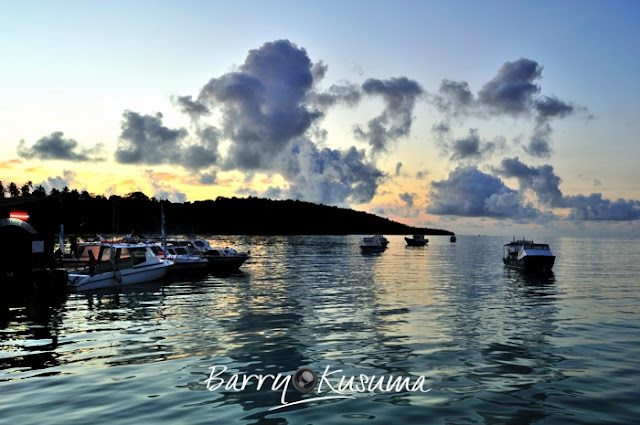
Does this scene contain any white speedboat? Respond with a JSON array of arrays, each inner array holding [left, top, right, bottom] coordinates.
[[503, 238, 555, 271], [168, 238, 249, 271], [67, 243, 172, 291], [405, 235, 428, 246], [373, 235, 389, 247], [150, 243, 209, 271], [360, 236, 386, 253]]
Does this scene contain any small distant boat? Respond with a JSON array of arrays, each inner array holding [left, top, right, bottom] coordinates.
[[360, 236, 386, 252], [502, 238, 555, 271], [67, 243, 172, 291], [373, 235, 389, 247], [405, 235, 428, 247], [450, 235, 457, 243]]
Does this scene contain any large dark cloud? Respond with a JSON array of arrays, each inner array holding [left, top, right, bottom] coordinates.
[[17, 132, 104, 161], [196, 40, 321, 170], [354, 77, 423, 155], [115, 111, 218, 170], [427, 166, 540, 219]]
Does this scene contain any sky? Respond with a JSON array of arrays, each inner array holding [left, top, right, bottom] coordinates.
[[1, 0, 639, 237]]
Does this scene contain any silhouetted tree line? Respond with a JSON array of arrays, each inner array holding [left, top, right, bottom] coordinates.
[[0, 183, 453, 236]]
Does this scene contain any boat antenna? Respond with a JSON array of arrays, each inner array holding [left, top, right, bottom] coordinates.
[[161, 202, 167, 261]]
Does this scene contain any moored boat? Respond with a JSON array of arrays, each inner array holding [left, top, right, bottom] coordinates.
[[59, 241, 103, 270], [67, 243, 172, 291], [502, 238, 555, 271], [166, 238, 249, 271], [373, 235, 389, 247], [405, 235, 428, 246], [150, 243, 209, 271], [450, 235, 457, 242], [360, 236, 386, 253]]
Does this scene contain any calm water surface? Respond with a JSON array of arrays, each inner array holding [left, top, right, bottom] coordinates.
[[1, 235, 639, 424]]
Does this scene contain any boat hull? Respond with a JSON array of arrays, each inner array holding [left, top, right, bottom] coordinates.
[[169, 261, 209, 271], [360, 245, 385, 253], [68, 262, 171, 291], [503, 255, 555, 271], [204, 254, 249, 271], [405, 237, 427, 246]]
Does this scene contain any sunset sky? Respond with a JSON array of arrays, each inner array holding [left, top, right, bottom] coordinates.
[[2, 1, 639, 236]]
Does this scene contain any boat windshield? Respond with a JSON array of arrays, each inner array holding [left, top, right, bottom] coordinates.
[[523, 244, 549, 250]]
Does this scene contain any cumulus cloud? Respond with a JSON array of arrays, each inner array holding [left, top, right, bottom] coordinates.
[[277, 139, 385, 205], [354, 77, 423, 155], [308, 82, 362, 109], [495, 157, 564, 207], [399, 192, 416, 208], [196, 40, 321, 170], [449, 129, 503, 162], [17, 132, 104, 161], [115, 111, 219, 170], [37, 170, 77, 192], [427, 58, 584, 160], [524, 122, 553, 158], [430, 79, 474, 117], [144, 170, 188, 203], [197, 170, 218, 185], [495, 157, 640, 221], [173, 95, 210, 119], [427, 166, 540, 219], [477, 58, 542, 116], [564, 194, 640, 221]]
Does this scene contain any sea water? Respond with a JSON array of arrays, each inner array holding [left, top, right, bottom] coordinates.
[[1, 235, 639, 424]]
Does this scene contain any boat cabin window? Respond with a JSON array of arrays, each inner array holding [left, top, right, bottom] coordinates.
[[194, 241, 206, 248], [145, 248, 157, 262], [80, 245, 102, 260], [131, 248, 147, 265], [119, 248, 131, 261], [98, 247, 113, 263]]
